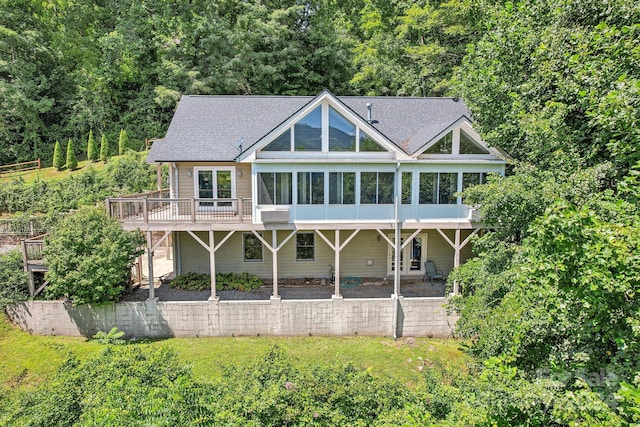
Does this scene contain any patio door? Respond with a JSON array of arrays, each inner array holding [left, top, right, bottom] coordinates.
[[194, 167, 235, 209], [388, 234, 427, 275]]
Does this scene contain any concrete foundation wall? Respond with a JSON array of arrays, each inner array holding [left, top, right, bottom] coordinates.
[[6, 298, 457, 338]]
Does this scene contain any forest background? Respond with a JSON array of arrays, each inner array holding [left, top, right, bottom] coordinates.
[[1, 0, 640, 424]]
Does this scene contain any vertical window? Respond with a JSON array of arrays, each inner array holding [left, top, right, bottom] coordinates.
[[419, 172, 459, 204], [329, 172, 355, 204], [243, 233, 263, 262], [401, 172, 412, 204], [360, 172, 394, 204], [257, 172, 292, 205], [329, 107, 356, 151], [296, 233, 315, 261], [419, 173, 437, 204], [297, 172, 324, 204], [294, 106, 322, 151]]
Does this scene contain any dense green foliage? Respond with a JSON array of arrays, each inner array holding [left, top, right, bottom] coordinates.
[[0, 250, 30, 310], [171, 271, 263, 292], [0, 152, 157, 215], [44, 206, 145, 304], [99, 134, 109, 162]]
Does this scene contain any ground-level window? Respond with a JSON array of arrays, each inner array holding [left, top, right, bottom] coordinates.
[[329, 172, 355, 204], [296, 232, 315, 261], [243, 233, 263, 262], [257, 172, 292, 205], [297, 172, 324, 204], [360, 172, 394, 204], [419, 172, 458, 204], [462, 172, 489, 191]]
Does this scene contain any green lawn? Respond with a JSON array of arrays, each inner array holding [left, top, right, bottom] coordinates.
[[0, 315, 467, 391], [0, 159, 109, 185]]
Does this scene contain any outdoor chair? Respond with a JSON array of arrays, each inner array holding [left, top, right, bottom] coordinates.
[[423, 260, 444, 284]]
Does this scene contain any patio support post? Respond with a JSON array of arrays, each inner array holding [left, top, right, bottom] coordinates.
[[146, 230, 155, 300], [393, 224, 401, 297], [209, 230, 217, 300], [272, 230, 279, 299], [453, 229, 461, 295], [334, 229, 340, 297]]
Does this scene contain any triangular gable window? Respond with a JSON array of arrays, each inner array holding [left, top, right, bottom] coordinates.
[[329, 107, 356, 151], [425, 131, 452, 154], [263, 129, 291, 151], [294, 106, 322, 151], [360, 131, 385, 152], [460, 129, 489, 154]]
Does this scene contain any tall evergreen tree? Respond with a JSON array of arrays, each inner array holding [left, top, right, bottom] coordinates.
[[100, 134, 110, 161], [66, 139, 78, 171], [52, 140, 64, 171], [118, 129, 128, 155], [87, 130, 98, 162]]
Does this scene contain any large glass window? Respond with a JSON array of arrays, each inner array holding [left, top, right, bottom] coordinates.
[[360, 172, 394, 204], [329, 172, 355, 204], [297, 172, 324, 204], [243, 233, 263, 262], [420, 172, 459, 204], [462, 172, 489, 191], [257, 172, 292, 205], [296, 233, 315, 261], [359, 131, 386, 152], [263, 129, 291, 151], [425, 132, 453, 154], [401, 172, 412, 204], [460, 130, 489, 154], [294, 106, 322, 151], [329, 107, 356, 151]]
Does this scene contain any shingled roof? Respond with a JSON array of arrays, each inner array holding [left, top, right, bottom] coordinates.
[[147, 92, 471, 162]]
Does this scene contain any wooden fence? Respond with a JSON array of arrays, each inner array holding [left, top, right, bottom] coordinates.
[[0, 159, 41, 176], [0, 217, 49, 236]]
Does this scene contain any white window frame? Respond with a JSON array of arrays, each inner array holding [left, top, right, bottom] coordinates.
[[193, 166, 236, 210], [295, 232, 315, 262], [243, 232, 264, 263]]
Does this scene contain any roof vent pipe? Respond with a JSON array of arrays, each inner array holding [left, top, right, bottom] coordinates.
[[366, 103, 372, 123]]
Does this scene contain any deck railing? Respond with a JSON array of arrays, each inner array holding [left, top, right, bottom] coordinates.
[[21, 235, 47, 268], [106, 195, 252, 224]]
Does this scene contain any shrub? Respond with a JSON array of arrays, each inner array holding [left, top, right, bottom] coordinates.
[[99, 134, 110, 162], [87, 130, 98, 162], [65, 138, 77, 171], [91, 327, 126, 345], [170, 272, 263, 291], [118, 129, 128, 155], [52, 140, 64, 171], [0, 250, 30, 309], [44, 206, 145, 304]]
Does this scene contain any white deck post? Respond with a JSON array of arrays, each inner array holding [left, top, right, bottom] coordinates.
[[146, 230, 155, 300], [394, 224, 401, 297], [272, 229, 279, 299], [453, 229, 461, 295], [209, 230, 217, 300], [334, 229, 340, 297]]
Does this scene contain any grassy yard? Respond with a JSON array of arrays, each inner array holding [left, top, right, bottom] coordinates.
[[0, 315, 467, 391], [0, 159, 108, 185]]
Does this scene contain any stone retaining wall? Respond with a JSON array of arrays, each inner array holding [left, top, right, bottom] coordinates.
[[6, 297, 458, 338]]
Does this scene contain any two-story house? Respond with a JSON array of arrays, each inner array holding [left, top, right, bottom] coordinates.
[[108, 90, 508, 301]]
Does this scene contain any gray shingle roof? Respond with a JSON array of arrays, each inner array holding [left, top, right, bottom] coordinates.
[[147, 93, 471, 162]]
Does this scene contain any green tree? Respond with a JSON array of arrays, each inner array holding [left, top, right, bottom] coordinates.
[[65, 138, 77, 171], [86, 130, 98, 162], [44, 206, 145, 304], [0, 250, 30, 309], [99, 134, 109, 161], [52, 140, 64, 170], [117, 129, 128, 155]]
